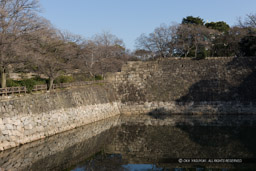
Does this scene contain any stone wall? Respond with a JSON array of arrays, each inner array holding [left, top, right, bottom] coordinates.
[[111, 57, 256, 114], [1, 57, 256, 151], [0, 84, 121, 151]]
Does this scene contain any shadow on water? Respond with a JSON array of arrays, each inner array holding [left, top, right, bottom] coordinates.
[[146, 57, 256, 168], [148, 107, 171, 119]]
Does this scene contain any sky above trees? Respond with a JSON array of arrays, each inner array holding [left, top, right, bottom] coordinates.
[[38, 0, 256, 50]]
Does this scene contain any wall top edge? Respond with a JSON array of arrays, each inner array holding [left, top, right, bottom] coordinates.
[[126, 56, 256, 64]]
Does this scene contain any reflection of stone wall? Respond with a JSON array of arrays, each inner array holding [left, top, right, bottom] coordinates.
[[0, 116, 120, 171], [109, 125, 255, 162], [1, 115, 256, 170], [106, 115, 256, 163], [0, 84, 121, 151]]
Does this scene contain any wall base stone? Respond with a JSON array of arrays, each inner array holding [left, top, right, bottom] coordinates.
[[119, 101, 256, 115], [0, 85, 121, 151], [0, 102, 121, 150]]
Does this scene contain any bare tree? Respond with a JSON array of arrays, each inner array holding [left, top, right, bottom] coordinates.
[[58, 30, 84, 45], [54, 31, 129, 78], [134, 49, 153, 60], [28, 26, 74, 90], [73, 32, 127, 77], [238, 13, 256, 29], [135, 24, 178, 58], [175, 25, 194, 57], [135, 33, 154, 57], [175, 24, 216, 57], [69, 40, 99, 77], [93, 31, 125, 58], [0, 0, 41, 88]]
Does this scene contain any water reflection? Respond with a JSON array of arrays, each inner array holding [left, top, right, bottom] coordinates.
[[0, 116, 120, 171], [1, 115, 256, 170]]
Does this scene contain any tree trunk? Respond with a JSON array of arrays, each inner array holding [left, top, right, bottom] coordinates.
[[195, 45, 198, 58], [48, 77, 54, 90], [185, 50, 189, 57], [1, 69, 6, 88], [89, 71, 94, 78]]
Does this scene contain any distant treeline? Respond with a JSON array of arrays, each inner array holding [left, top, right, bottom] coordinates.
[[134, 15, 256, 59]]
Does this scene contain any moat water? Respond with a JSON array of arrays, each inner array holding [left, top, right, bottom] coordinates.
[[1, 115, 256, 171]]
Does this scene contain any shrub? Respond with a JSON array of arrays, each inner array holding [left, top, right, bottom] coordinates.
[[6, 76, 51, 93], [33, 76, 48, 85], [19, 79, 37, 93], [54, 75, 74, 84], [94, 75, 103, 80], [6, 79, 21, 87]]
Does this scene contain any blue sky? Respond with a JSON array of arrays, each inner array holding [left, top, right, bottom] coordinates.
[[40, 0, 256, 50]]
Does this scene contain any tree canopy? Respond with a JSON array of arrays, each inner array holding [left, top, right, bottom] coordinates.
[[182, 16, 204, 25], [205, 21, 230, 32]]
